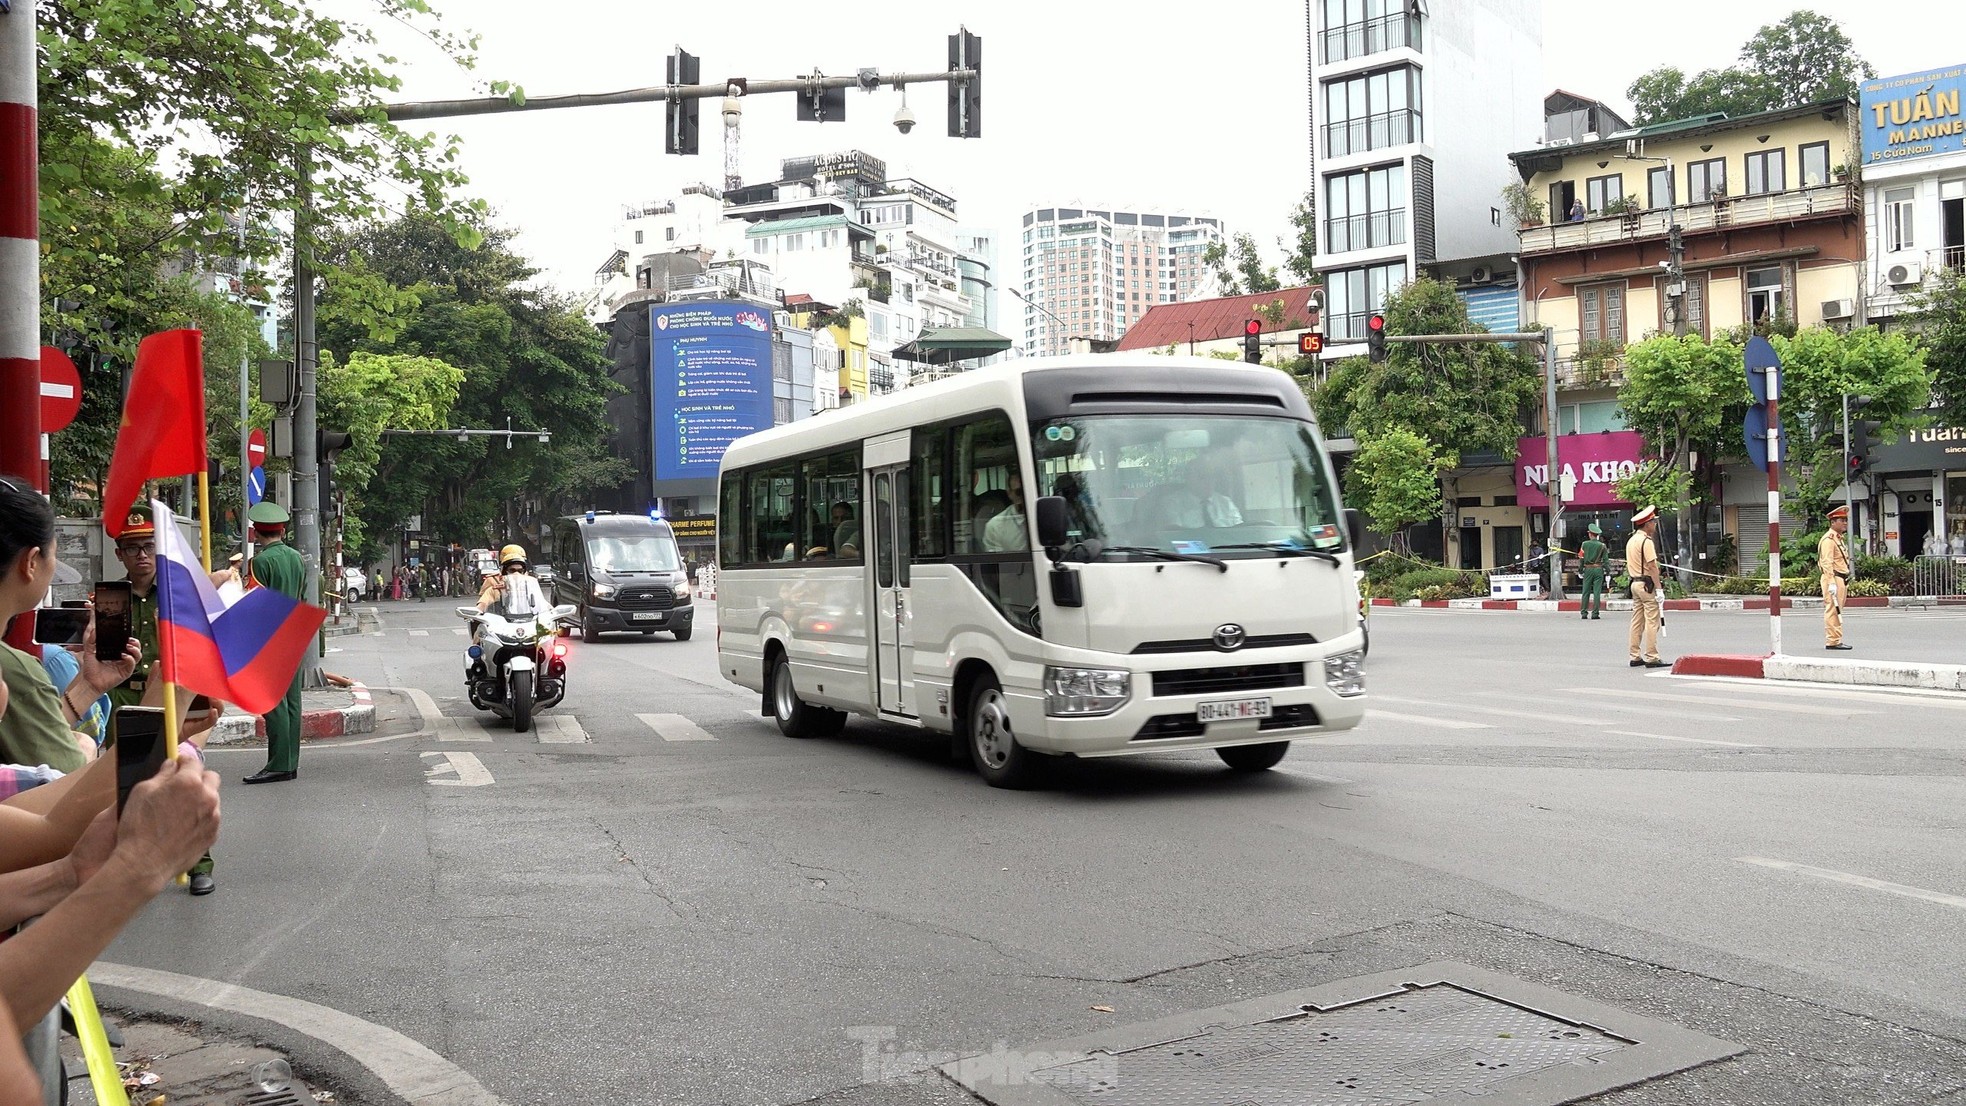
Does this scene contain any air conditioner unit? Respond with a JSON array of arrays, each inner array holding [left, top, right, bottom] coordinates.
[[1821, 298, 1856, 321], [1886, 258, 1924, 286], [1469, 265, 1493, 284]]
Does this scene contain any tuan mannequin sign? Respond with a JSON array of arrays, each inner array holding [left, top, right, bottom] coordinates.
[[1515, 431, 1648, 509]]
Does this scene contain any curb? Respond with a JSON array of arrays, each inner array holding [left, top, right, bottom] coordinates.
[[1672, 653, 1966, 691], [1672, 654, 1769, 678], [207, 682, 376, 745]]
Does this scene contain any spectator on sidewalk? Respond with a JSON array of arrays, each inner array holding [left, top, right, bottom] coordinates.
[[242, 502, 305, 785]]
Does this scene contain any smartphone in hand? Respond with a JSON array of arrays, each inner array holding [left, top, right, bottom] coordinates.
[[94, 581, 133, 663], [30, 606, 92, 646], [114, 706, 168, 815]]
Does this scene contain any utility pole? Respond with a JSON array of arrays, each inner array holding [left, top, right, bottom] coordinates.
[[0, 0, 42, 491], [1626, 141, 1693, 586]]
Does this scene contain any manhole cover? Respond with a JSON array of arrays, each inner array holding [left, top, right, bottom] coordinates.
[[942, 961, 1741, 1106]]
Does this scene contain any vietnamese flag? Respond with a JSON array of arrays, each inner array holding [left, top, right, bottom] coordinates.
[[104, 330, 207, 538]]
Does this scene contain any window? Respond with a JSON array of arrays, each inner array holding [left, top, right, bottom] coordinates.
[[1323, 65, 1423, 156], [911, 429, 948, 560], [1548, 180, 1576, 221], [745, 464, 797, 563], [1324, 163, 1408, 252], [1578, 283, 1626, 344], [1647, 166, 1673, 210], [1798, 142, 1831, 188], [785, 233, 805, 252], [1657, 272, 1708, 338], [1744, 149, 1786, 196], [1745, 265, 1786, 327], [1585, 173, 1624, 214], [665, 227, 677, 242], [799, 449, 862, 562], [1326, 261, 1408, 339], [1688, 158, 1726, 203], [952, 413, 1024, 556], [633, 230, 644, 244], [718, 479, 743, 566], [1944, 179, 1965, 270], [1885, 186, 1916, 253]]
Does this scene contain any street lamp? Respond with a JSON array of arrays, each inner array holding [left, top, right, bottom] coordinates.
[[1008, 286, 1066, 356]]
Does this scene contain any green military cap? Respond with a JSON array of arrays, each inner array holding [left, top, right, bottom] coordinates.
[[1587, 522, 1602, 536], [114, 503, 156, 541], [248, 501, 292, 526]]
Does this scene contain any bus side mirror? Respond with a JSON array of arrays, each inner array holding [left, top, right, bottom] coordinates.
[[1344, 508, 1364, 549], [1035, 496, 1071, 552]]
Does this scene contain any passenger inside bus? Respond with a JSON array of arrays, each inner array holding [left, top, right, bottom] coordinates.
[[982, 473, 1029, 552], [830, 502, 860, 559]]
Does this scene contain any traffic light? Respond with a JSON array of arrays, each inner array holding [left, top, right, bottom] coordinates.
[[1366, 313, 1387, 363], [947, 28, 982, 138], [318, 430, 353, 502], [1243, 319, 1262, 364], [1297, 332, 1326, 356], [1849, 416, 1882, 477], [665, 48, 701, 155]]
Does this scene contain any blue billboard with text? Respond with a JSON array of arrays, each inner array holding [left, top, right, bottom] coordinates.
[[649, 303, 775, 482], [1862, 65, 1966, 166]]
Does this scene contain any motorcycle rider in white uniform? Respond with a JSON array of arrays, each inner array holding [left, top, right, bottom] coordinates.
[[468, 544, 549, 671]]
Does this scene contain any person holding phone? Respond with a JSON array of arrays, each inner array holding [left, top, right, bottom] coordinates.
[[104, 505, 162, 713], [0, 477, 140, 773]]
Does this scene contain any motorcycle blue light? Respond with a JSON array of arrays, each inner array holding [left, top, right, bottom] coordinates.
[[467, 645, 483, 659]]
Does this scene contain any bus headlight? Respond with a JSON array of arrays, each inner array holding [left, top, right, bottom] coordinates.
[[1044, 666, 1132, 716], [1324, 649, 1366, 697], [590, 583, 618, 600]]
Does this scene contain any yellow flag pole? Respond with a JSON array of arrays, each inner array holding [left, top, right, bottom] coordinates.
[[65, 976, 132, 1106], [196, 469, 213, 572]]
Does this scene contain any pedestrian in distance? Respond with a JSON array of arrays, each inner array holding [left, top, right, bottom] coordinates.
[[1579, 522, 1608, 621], [1568, 198, 1586, 222], [1626, 506, 1669, 668], [1821, 505, 1853, 650], [242, 501, 305, 784]]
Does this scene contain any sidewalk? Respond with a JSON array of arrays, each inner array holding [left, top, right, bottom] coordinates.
[[61, 1010, 336, 1105]]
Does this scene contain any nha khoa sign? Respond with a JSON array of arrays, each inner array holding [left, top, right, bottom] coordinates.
[[1514, 431, 1647, 509], [1862, 66, 1966, 164]]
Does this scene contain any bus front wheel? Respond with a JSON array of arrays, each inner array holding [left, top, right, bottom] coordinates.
[[1216, 741, 1289, 772], [965, 675, 1045, 789], [772, 654, 845, 739]]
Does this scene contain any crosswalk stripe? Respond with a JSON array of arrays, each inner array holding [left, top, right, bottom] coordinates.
[[1366, 709, 1492, 731], [1607, 729, 1766, 748], [1486, 690, 1740, 723], [1374, 695, 1612, 728], [408, 629, 429, 638], [452, 628, 468, 636], [636, 713, 718, 741], [432, 716, 492, 742], [533, 715, 587, 744], [1568, 687, 1864, 717]]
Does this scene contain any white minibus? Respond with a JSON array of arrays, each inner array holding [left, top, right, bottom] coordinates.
[[715, 354, 1366, 787]]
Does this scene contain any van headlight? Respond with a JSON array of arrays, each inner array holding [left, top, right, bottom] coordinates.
[[1044, 666, 1131, 716], [1324, 649, 1366, 697], [590, 583, 618, 600]]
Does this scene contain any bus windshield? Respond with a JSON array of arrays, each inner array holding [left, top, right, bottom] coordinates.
[[587, 528, 682, 573], [1033, 415, 1345, 557]]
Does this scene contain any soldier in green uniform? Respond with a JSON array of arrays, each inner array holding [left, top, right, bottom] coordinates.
[[1578, 522, 1608, 621], [244, 501, 306, 784], [107, 505, 219, 894]]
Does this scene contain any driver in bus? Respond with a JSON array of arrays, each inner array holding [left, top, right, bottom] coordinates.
[[1159, 460, 1244, 528], [983, 472, 1029, 552]]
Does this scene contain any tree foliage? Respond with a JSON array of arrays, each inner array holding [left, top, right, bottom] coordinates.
[[1202, 233, 1281, 297], [1281, 193, 1317, 286], [1625, 10, 1874, 124], [1906, 269, 1966, 427], [1616, 332, 1751, 515], [1347, 429, 1452, 547], [1769, 326, 1928, 521]]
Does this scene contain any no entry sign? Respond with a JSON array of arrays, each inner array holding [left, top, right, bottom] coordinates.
[[39, 347, 81, 433]]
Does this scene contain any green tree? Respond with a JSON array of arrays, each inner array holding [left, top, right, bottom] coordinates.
[[1347, 429, 1453, 552], [318, 351, 467, 551], [1616, 332, 1751, 575], [1625, 10, 1873, 123], [1315, 278, 1541, 563], [1770, 326, 1928, 524], [1202, 233, 1281, 297], [1281, 193, 1318, 286], [1905, 269, 1966, 426]]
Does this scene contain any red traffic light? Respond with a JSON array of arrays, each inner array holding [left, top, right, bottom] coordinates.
[[1298, 333, 1325, 355], [1244, 319, 1262, 336], [1367, 314, 1386, 333]]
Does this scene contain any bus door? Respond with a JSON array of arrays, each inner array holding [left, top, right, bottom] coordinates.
[[866, 433, 916, 717]]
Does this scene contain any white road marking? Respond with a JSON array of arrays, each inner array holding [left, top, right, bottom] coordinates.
[[1564, 687, 1860, 717], [1474, 688, 1742, 723], [533, 715, 587, 743], [1606, 729, 1766, 748], [1679, 678, 1966, 710], [1364, 709, 1492, 731], [1374, 695, 1613, 728], [422, 751, 493, 786], [1738, 856, 1966, 911], [432, 716, 492, 742], [408, 629, 429, 638], [452, 627, 468, 636], [637, 713, 718, 741]]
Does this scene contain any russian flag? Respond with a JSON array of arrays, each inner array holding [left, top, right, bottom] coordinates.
[[151, 500, 326, 717]]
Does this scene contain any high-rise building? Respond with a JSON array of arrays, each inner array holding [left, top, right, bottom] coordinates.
[[1306, 0, 1541, 342], [1017, 206, 1224, 357]]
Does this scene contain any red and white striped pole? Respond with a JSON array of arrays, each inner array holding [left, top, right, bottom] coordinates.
[[1766, 380, 1784, 657], [0, 0, 44, 492]]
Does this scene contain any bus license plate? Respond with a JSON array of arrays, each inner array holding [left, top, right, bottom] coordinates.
[[1197, 697, 1272, 723], [631, 612, 664, 622]]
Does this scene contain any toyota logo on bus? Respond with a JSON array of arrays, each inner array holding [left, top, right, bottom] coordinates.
[[1213, 623, 1247, 651]]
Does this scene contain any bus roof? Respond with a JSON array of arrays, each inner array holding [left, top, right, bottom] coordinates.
[[719, 353, 1309, 472]]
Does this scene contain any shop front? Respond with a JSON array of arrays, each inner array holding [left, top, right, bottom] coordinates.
[[1516, 431, 1648, 570], [1869, 425, 1966, 559]]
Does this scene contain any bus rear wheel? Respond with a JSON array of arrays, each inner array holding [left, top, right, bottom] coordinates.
[[1216, 741, 1290, 772], [965, 675, 1045, 789], [772, 654, 845, 739]]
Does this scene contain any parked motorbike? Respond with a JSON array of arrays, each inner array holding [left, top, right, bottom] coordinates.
[[458, 603, 578, 732]]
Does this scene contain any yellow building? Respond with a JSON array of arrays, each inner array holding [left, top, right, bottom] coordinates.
[[786, 301, 870, 399]]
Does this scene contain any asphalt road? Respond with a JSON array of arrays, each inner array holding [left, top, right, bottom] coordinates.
[[107, 599, 1966, 1105]]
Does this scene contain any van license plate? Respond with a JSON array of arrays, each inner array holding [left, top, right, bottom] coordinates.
[[631, 612, 663, 622], [1197, 697, 1272, 723]]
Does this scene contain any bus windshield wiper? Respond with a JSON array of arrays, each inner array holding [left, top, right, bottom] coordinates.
[[1099, 545, 1229, 572], [1213, 542, 1344, 565]]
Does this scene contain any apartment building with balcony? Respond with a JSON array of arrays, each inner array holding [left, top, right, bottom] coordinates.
[[1858, 65, 1966, 326], [1307, 0, 1541, 345], [1508, 98, 1864, 569], [1019, 207, 1224, 357]]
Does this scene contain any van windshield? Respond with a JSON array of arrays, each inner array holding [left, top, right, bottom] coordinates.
[[1033, 415, 1345, 558], [586, 529, 682, 573]]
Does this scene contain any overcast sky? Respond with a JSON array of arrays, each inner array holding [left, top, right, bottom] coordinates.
[[356, 0, 1966, 295]]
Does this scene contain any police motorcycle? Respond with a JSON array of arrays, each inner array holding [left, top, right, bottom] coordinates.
[[457, 601, 578, 732]]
